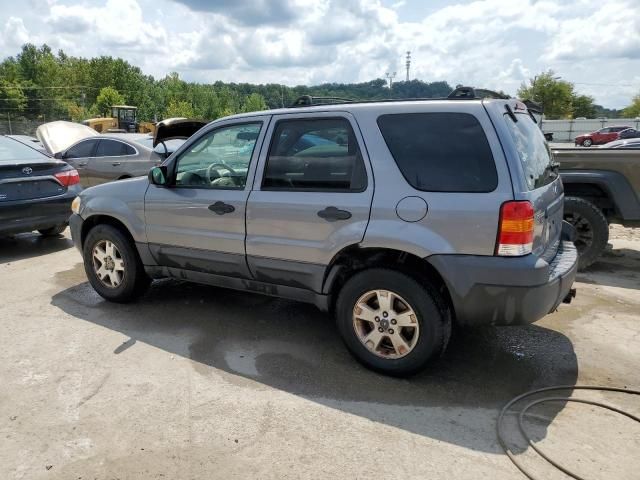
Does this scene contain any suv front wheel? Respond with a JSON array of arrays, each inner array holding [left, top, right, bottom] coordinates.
[[83, 224, 150, 303], [336, 269, 450, 376]]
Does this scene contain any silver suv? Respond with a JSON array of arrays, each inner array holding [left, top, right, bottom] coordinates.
[[69, 91, 578, 375]]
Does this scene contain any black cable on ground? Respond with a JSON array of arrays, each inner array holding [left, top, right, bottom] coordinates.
[[497, 385, 640, 480]]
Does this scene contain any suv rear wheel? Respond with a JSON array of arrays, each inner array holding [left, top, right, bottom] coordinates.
[[563, 196, 609, 270], [83, 224, 150, 302], [336, 268, 450, 376]]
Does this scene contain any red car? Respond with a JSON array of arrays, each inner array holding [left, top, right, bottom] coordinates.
[[575, 125, 631, 147]]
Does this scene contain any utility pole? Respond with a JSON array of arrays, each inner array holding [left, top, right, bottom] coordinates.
[[405, 51, 411, 82], [385, 71, 396, 90]]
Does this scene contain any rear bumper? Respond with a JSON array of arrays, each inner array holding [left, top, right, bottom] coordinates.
[[428, 239, 578, 326], [0, 186, 80, 236]]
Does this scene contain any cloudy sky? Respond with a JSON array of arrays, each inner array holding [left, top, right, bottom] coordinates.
[[1, 0, 639, 108]]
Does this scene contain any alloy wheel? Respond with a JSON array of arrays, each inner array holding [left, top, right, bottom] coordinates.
[[92, 240, 125, 288], [352, 289, 420, 359]]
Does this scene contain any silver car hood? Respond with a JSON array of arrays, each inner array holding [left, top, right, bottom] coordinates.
[[36, 121, 99, 155]]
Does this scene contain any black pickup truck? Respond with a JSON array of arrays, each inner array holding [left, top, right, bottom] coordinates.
[[554, 147, 640, 268]]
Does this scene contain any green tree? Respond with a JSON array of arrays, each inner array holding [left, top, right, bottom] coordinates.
[[164, 99, 194, 118], [571, 94, 597, 118], [93, 86, 125, 117], [0, 79, 27, 113], [242, 92, 267, 113], [623, 94, 640, 118], [517, 71, 574, 119]]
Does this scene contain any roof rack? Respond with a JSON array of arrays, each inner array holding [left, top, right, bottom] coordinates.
[[447, 86, 510, 100], [290, 95, 356, 107], [288, 87, 511, 108]]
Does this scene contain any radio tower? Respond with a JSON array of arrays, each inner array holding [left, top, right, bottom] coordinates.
[[405, 51, 411, 82]]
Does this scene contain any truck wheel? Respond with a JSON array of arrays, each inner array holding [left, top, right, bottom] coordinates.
[[38, 224, 67, 237], [83, 224, 150, 303], [563, 196, 609, 270], [581, 138, 593, 147], [335, 268, 450, 376]]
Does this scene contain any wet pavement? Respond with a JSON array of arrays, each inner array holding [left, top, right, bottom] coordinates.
[[1, 230, 639, 479]]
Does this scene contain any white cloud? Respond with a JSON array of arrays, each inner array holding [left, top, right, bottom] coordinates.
[[544, 0, 640, 61], [1, 17, 30, 50], [0, 0, 637, 107]]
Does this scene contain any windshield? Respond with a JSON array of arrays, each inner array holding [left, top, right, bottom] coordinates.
[[0, 136, 48, 162], [504, 112, 557, 190]]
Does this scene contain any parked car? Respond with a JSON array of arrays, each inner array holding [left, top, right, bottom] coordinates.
[[69, 93, 578, 376], [555, 146, 640, 268], [36, 119, 205, 187], [574, 126, 631, 147], [617, 128, 640, 140], [600, 139, 640, 149], [0, 135, 81, 237]]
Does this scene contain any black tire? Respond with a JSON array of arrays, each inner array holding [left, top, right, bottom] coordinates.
[[563, 196, 609, 270], [582, 138, 593, 147], [335, 268, 451, 376], [38, 224, 67, 237], [83, 224, 150, 302]]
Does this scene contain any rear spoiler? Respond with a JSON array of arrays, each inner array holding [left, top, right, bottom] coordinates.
[[153, 118, 207, 147]]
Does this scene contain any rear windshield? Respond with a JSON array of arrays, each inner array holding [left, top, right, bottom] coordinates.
[[0, 136, 48, 162], [504, 113, 557, 190], [377, 113, 497, 192]]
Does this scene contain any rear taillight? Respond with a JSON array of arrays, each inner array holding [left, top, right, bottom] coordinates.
[[54, 169, 80, 187], [496, 201, 534, 256]]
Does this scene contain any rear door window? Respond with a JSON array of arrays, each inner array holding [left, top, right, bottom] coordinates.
[[377, 113, 497, 192], [95, 139, 130, 157], [503, 113, 557, 190], [263, 118, 366, 192]]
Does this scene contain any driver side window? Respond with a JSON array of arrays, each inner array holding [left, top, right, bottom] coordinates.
[[175, 122, 262, 189]]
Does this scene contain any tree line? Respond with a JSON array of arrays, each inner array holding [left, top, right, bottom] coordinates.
[[0, 44, 636, 126]]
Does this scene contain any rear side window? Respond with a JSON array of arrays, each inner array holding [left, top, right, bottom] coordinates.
[[96, 140, 135, 157], [263, 118, 366, 192], [504, 113, 557, 190], [377, 113, 497, 192]]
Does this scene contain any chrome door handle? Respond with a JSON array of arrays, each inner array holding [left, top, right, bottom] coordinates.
[[112, 162, 122, 166]]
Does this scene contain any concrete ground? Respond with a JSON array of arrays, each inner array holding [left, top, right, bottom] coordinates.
[[1, 227, 639, 480]]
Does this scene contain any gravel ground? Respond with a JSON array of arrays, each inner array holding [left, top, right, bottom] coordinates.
[[0, 227, 638, 480]]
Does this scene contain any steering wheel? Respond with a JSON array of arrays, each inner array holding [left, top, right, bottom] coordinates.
[[206, 162, 236, 182]]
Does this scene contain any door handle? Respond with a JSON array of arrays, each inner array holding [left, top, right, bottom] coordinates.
[[208, 201, 235, 215], [317, 206, 352, 222], [78, 162, 88, 167], [112, 162, 122, 166]]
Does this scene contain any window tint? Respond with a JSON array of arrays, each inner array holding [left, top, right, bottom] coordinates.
[[175, 122, 261, 189], [66, 139, 98, 158], [263, 118, 366, 191], [504, 113, 557, 190], [95, 139, 133, 157], [377, 113, 497, 192]]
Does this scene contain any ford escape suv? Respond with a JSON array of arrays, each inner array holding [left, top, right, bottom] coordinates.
[[69, 89, 578, 375]]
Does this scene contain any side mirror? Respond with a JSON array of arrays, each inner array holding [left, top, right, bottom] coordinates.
[[54, 151, 63, 160], [149, 166, 169, 186]]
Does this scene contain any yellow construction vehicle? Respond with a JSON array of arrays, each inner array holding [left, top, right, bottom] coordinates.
[[82, 105, 155, 134]]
